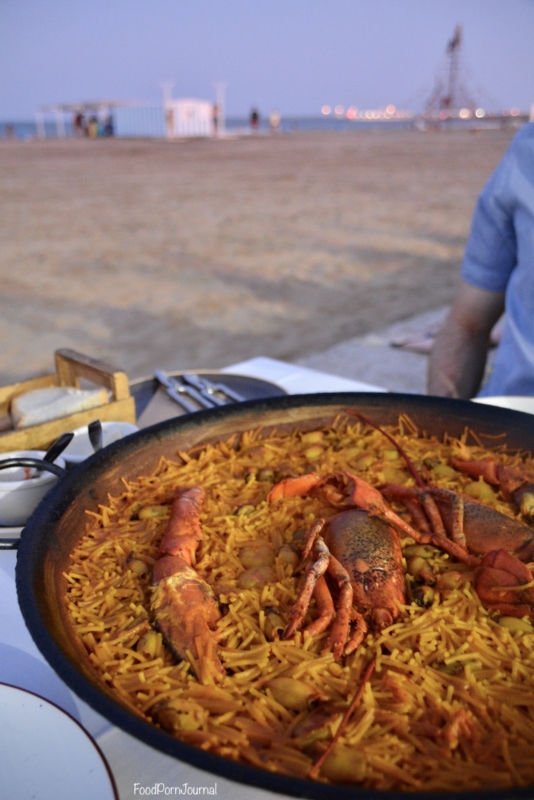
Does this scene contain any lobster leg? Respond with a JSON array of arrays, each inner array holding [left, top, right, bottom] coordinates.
[[383, 483, 467, 550], [419, 491, 447, 538], [401, 497, 432, 535], [285, 521, 355, 660], [284, 521, 330, 639], [382, 484, 437, 536], [344, 609, 368, 655], [426, 488, 466, 549], [347, 474, 479, 567], [303, 576, 335, 637], [322, 554, 353, 661]]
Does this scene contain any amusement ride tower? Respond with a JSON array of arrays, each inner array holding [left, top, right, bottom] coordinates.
[[424, 25, 477, 117]]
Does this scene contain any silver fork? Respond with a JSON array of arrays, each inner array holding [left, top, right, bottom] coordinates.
[[154, 370, 215, 412], [182, 373, 246, 404]]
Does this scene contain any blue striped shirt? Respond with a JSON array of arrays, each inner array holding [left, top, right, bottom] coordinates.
[[462, 123, 534, 396]]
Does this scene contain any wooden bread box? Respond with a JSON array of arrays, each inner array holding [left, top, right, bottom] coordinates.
[[0, 349, 136, 453]]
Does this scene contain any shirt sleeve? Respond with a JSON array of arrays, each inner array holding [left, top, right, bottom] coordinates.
[[461, 140, 518, 293]]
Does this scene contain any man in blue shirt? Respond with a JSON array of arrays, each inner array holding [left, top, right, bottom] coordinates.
[[428, 123, 534, 398]]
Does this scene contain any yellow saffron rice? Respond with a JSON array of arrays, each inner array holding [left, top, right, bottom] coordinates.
[[64, 415, 534, 791]]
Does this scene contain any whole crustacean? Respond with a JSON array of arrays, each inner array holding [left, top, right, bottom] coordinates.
[[151, 486, 224, 679], [268, 411, 534, 656], [348, 410, 534, 618], [283, 507, 407, 661], [268, 470, 477, 660]]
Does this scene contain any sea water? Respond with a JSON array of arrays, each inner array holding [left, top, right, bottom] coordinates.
[[0, 114, 512, 140]]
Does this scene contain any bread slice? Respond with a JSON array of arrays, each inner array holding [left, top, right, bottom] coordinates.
[[11, 386, 110, 429]]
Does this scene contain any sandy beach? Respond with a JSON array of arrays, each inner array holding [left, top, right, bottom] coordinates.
[[0, 128, 515, 384]]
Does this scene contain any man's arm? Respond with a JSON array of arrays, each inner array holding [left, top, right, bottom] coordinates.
[[427, 280, 505, 399]]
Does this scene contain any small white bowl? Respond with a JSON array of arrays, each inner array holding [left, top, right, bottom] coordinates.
[[61, 421, 139, 466], [0, 450, 66, 527]]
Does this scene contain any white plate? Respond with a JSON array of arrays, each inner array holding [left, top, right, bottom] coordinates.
[[472, 396, 534, 415], [0, 683, 118, 799]]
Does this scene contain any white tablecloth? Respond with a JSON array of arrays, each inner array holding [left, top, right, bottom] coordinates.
[[0, 359, 385, 799], [222, 356, 386, 395]]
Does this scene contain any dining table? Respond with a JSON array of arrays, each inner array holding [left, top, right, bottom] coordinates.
[[0, 357, 386, 800]]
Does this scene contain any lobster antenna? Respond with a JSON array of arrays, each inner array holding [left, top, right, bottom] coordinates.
[[345, 409, 427, 488], [309, 657, 376, 780]]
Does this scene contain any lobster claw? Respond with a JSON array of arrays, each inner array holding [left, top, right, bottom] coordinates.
[[267, 472, 323, 502], [450, 456, 534, 520], [473, 549, 534, 618]]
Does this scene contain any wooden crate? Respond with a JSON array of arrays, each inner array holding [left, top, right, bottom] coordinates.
[[0, 349, 136, 453]]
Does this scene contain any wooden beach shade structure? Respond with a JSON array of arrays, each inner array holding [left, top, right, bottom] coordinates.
[[34, 100, 134, 139], [35, 96, 218, 139], [165, 99, 215, 138], [113, 98, 217, 138]]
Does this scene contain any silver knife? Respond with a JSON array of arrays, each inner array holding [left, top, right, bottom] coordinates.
[[182, 373, 246, 404], [154, 370, 215, 412]]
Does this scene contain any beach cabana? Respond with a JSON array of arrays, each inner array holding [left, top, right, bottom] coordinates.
[[165, 99, 214, 138]]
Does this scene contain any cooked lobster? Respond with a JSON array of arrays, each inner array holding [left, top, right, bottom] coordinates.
[[150, 487, 224, 678], [268, 411, 534, 658]]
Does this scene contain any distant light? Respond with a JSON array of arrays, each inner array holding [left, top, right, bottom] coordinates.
[[386, 104, 396, 115], [511, 107, 521, 116], [334, 105, 344, 115], [321, 105, 331, 116], [346, 107, 357, 119], [459, 108, 471, 119], [439, 110, 449, 120], [475, 108, 485, 118], [372, 110, 380, 119], [365, 110, 373, 119]]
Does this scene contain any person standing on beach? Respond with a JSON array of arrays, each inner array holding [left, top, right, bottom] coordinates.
[[73, 112, 85, 137], [428, 122, 534, 399], [269, 109, 281, 133], [88, 116, 99, 139], [212, 103, 219, 136], [250, 108, 260, 131]]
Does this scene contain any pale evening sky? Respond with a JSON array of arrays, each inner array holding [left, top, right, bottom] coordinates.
[[1, 0, 533, 120]]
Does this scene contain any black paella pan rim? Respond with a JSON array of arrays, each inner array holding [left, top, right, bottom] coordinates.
[[15, 392, 534, 800]]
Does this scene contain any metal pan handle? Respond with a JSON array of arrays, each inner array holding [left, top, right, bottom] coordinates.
[[0, 458, 66, 478]]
